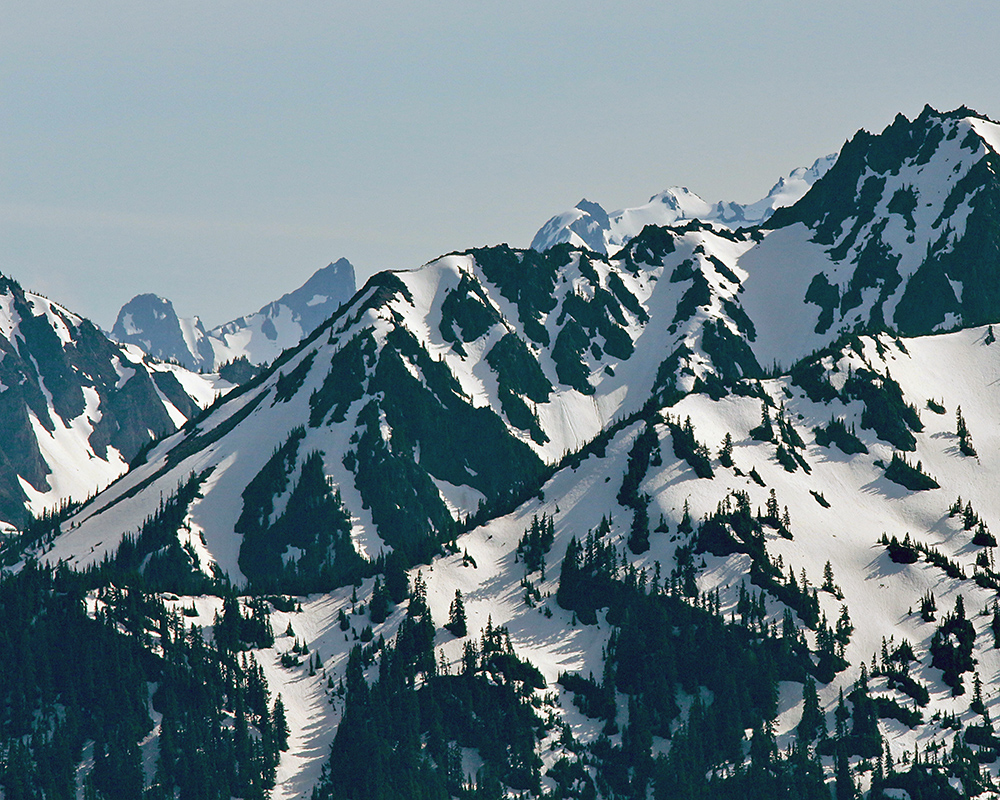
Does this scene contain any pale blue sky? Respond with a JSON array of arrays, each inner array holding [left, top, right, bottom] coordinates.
[[2, 1, 997, 328]]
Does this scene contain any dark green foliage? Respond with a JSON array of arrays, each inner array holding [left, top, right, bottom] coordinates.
[[805, 272, 841, 334], [469, 243, 568, 346], [237, 446, 366, 594], [558, 671, 616, 723], [718, 432, 734, 467], [927, 397, 946, 414], [930, 596, 977, 695], [775, 443, 798, 472], [369, 328, 546, 510], [556, 274, 635, 361], [369, 577, 391, 624], [552, 317, 595, 394], [352, 402, 451, 564], [956, 406, 978, 457], [85, 469, 219, 595], [884, 452, 940, 490], [749, 403, 775, 442], [616, 421, 659, 553], [843, 368, 922, 450], [217, 355, 260, 385], [695, 490, 764, 559], [445, 589, 467, 637], [672, 270, 712, 324], [920, 590, 938, 622], [213, 594, 275, 652], [666, 415, 713, 478], [973, 524, 996, 547], [273, 351, 316, 404], [810, 490, 830, 508], [555, 539, 825, 799], [607, 271, 649, 322], [308, 332, 374, 426], [814, 417, 869, 454], [0, 563, 281, 799], [884, 533, 920, 564], [486, 333, 552, 442], [700, 318, 762, 384], [439, 273, 502, 353], [882, 763, 963, 800], [516, 514, 555, 574], [886, 672, 930, 707], [235, 426, 305, 535], [790, 355, 840, 404], [872, 697, 924, 728], [615, 224, 677, 272], [316, 619, 544, 800]]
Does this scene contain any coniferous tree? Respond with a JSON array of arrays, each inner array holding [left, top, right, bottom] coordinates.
[[369, 576, 390, 625], [273, 695, 290, 751], [798, 676, 825, 743], [719, 432, 734, 468], [957, 405, 978, 457], [446, 589, 468, 638]]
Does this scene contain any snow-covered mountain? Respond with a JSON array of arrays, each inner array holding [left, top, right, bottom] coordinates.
[[530, 153, 838, 254], [11, 106, 1000, 798], [111, 257, 357, 371], [0, 273, 226, 528]]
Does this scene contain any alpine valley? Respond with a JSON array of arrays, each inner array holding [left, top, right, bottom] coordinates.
[[5, 105, 1000, 800]]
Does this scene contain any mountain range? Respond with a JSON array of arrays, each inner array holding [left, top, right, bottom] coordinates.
[[530, 153, 838, 255], [110, 257, 357, 371], [4, 105, 1000, 799], [0, 275, 225, 528]]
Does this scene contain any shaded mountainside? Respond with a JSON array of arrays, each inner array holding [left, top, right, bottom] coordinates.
[[751, 106, 1000, 360], [0, 275, 222, 527], [42, 225, 773, 589], [15, 105, 1000, 799], [111, 258, 357, 371]]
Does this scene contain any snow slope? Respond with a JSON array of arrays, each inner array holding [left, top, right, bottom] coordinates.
[[19, 104, 1000, 798], [0, 274, 228, 526], [530, 154, 837, 254], [111, 258, 357, 371]]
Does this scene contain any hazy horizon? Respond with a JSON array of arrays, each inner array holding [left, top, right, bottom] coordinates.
[[3, 1, 998, 329]]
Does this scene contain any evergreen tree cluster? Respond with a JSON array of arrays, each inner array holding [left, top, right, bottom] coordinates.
[[617, 421, 662, 554], [315, 616, 546, 800], [238, 445, 367, 594], [664, 414, 713, 479], [813, 416, 868, 455], [883, 452, 940, 490], [86, 469, 218, 595], [516, 514, 556, 575], [930, 596, 977, 695], [0, 563, 284, 799], [554, 531, 841, 799]]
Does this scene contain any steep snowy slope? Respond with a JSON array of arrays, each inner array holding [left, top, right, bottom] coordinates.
[[231, 323, 1000, 798], [15, 105, 1000, 799], [531, 154, 837, 254], [38, 225, 773, 589], [111, 258, 357, 370], [0, 274, 227, 528], [37, 323, 1000, 799], [744, 106, 1000, 366]]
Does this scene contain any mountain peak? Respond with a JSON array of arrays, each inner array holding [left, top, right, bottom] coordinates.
[[531, 157, 836, 254], [109, 259, 358, 370]]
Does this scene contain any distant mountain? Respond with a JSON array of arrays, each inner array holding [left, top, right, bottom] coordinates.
[[111, 293, 216, 369], [14, 106, 1000, 799], [530, 154, 837, 254], [110, 257, 357, 371], [0, 274, 224, 527]]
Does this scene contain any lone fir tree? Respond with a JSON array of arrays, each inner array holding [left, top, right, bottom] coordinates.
[[446, 589, 467, 637]]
